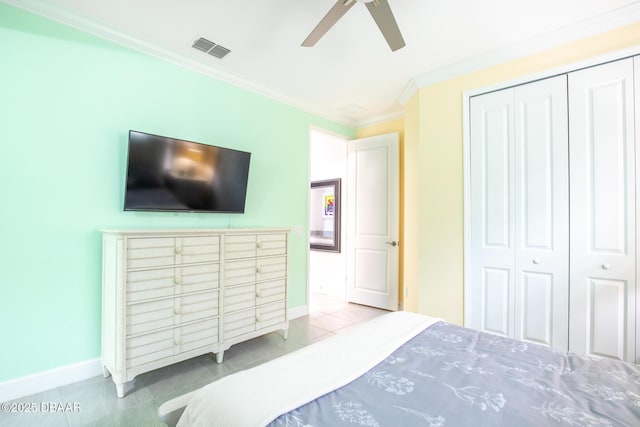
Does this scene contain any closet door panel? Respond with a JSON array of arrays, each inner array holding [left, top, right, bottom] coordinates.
[[513, 76, 569, 349], [520, 272, 553, 344], [569, 58, 636, 362], [469, 89, 515, 336]]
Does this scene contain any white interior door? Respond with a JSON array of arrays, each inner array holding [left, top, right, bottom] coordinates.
[[347, 133, 399, 310], [568, 58, 636, 362]]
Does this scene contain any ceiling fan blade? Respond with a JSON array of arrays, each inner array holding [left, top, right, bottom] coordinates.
[[302, 0, 356, 47], [366, 0, 406, 51]]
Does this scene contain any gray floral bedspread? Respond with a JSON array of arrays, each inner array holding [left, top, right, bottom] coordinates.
[[268, 322, 640, 426]]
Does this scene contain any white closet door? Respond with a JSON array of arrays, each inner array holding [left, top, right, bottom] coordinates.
[[469, 89, 515, 337], [569, 58, 636, 362], [513, 76, 569, 349]]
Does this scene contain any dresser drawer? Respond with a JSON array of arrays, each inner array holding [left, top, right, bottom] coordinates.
[[224, 258, 257, 286], [223, 256, 286, 287], [257, 256, 287, 282], [126, 290, 219, 336], [223, 300, 287, 340], [224, 233, 287, 260], [127, 236, 220, 269], [126, 318, 219, 369], [257, 279, 286, 306], [126, 328, 175, 368], [178, 318, 220, 353], [179, 236, 220, 264], [256, 301, 287, 331], [256, 234, 287, 257], [223, 309, 256, 339], [180, 263, 220, 294], [127, 298, 174, 335], [127, 263, 219, 303], [127, 237, 176, 269], [224, 284, 256, 313], [178, 290, 219, 324], [127, 267, 175, 302], [224, 234, 258, 260]]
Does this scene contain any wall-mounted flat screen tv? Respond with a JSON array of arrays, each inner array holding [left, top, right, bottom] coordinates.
[[124, 130, 251, 213]]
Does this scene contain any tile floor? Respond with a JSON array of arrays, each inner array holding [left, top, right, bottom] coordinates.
[[1, 293, 387, 427]]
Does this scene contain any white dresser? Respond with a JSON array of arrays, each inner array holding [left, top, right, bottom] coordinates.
[[101, 228, 289, 397]]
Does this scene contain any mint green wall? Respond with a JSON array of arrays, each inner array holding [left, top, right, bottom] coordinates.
[[0, 4, 354, 382]]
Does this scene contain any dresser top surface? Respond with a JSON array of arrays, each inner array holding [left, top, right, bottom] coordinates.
[[100, 228, 291, 236]]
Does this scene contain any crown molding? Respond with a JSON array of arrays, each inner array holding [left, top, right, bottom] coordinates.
[[397, 78, 419, 106], [1, 0, 358, 128], [403, 1, 640, 101]]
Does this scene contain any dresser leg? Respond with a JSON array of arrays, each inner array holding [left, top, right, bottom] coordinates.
[[102, 365, 111, 378], [216, 351, 224, 364], [283, 328, 289, 340], [116, 383, 125, 398]]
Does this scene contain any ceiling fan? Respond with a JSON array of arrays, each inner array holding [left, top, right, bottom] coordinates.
[[302, 0, 406, 52]]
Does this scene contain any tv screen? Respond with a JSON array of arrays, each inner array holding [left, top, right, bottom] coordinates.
[[124, 130, 251, 213]]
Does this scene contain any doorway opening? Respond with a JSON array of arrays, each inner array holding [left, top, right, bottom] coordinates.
[[307, 128, 400, 312], [308, 128, 348, 306]]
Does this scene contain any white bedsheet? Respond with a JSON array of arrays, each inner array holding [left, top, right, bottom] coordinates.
[[175, 311, 440, 427]]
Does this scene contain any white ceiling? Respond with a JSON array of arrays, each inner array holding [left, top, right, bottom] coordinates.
[[6, 0, 640, 126]]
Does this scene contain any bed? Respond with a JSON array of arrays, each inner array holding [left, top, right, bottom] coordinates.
[[159, 311, 640, 426]]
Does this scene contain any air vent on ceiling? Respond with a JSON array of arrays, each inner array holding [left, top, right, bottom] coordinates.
[[192, 37, 231, 59]]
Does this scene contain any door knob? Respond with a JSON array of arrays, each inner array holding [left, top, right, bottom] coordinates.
[[386, 241, 398, 247]]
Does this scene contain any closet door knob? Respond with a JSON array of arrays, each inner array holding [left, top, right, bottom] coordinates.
[[602, 263, 611, 270], [532, 258, 541, 265]]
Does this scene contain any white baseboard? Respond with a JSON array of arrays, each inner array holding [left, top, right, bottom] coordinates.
[[289, 305, 309, 320], [0, 358, 102, 403]]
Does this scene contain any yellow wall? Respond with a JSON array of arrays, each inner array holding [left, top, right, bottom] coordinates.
[[402, 99, 420, 313], [355, 118, 404, 140], [414, 22, 640, 324]]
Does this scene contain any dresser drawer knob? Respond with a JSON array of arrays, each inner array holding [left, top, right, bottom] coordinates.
[[174, 308, 180, 315], [256, 242, 263, 249], [256, 267, 262, 274], [602, 263, 611, 270], [256, 291, 263, 298], [175, 247, 183, 254], [256, 315, 262, 322], [174, 277, 182, 285], [174, 340, 180, 346]]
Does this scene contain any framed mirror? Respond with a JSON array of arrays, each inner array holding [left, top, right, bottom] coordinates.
[[309, 178, 341, 252]]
